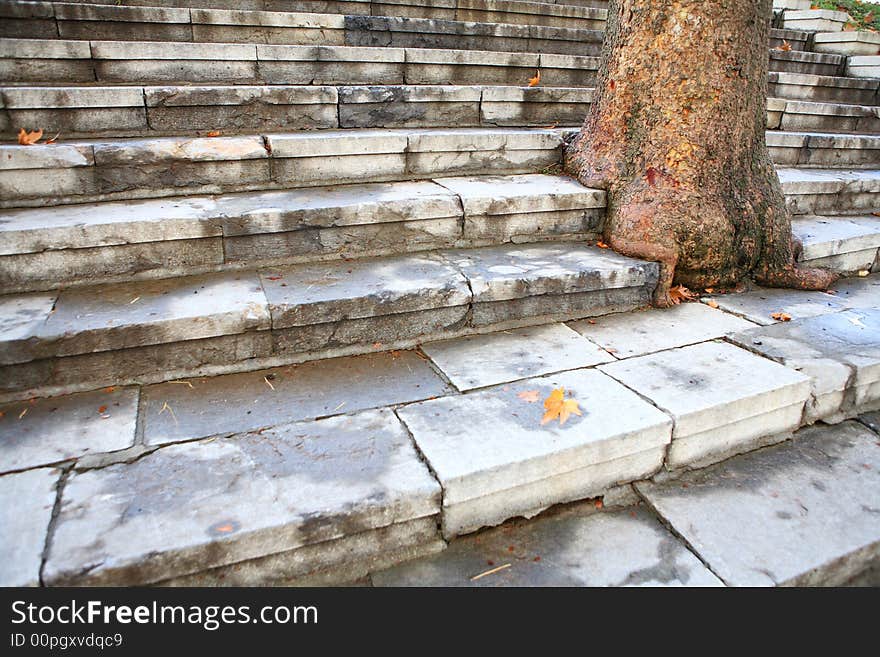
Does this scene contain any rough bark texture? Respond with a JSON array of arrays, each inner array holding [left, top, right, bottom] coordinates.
[[565, 0, 837, 306]]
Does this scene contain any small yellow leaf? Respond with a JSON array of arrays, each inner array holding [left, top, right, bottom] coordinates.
[[17, 128, 43, 145], [541, 388, 582, 427], [771, 311, 792, 322], [528, 70, 541, 87], [707, 300, 720, 309]]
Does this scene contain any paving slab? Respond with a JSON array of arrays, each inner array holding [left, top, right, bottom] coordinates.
[[0, 387, 138, 474], [44, 408, 441, 586], [422, 323, 613, 391], [638, 421, 880, 586], [703, 287, 847, 325], [34, 271, 270, 359], [728, 309, 880, 422], [397, 368, 672, 537], [569, 303, 757, 359], [600, 341, 811, 469], [142, 350, 450, 446], [831, 273, 880, 309], [372, 504, 722, 587], [0, 467, 58, 586]]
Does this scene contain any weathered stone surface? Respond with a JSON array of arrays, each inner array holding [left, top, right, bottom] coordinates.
[[439, 242, 656, 303], [831, 273, 880, 309], [0, 468, 57, 586], [769, 71, 878, 105], [262, 253, 470, 328], [704, 286, 847, 325], [34, 271, 270, 359], [848, 55, 880, 79], [793, 215, 880, 273], [729, 309, 880, 422], [422, 323, 613, 390], [600, 341, 811, 469], [0, 38, 90, 60], [44, 408, 441, 585], [398, 368, 672, 537], [338, 85, 481, 128], [373, 504, 722, 586], [0, 387, 138, 474], [0, 293, 56, 366], [782, 8, 851, 32], [93, 135, 267, 166], [570, 303, 756, 359], [91, 40, 257, 61], [142, 350, 450, 446], [638, 421, 880, 586], [437, 173, 604, 215]]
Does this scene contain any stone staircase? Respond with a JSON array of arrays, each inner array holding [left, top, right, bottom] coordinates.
[[1, 0, 878, 586]]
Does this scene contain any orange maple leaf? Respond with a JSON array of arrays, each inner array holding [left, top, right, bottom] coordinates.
[[669, 284, 699, 304], [518, 390, 541, 403], [774, 40, 792, 52], [528, 70, 541, 87], [17, 128, 43, 145], [206, 130, 221, 137], [541, 388, 582, 427], [596, 240, 610, 249], [771, 311, 792, 322]]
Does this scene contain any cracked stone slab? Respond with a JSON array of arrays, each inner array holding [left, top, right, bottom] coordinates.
[[261, 253, 470, 328], [397, 368, 672, 537], [569, 303, 757, 359], [422, 323, 613, 391], [27, 271, 270, 361], [728, 308, 880, 422], [0, 387, 138, 474], [141, 350, 451, 446], [44, 408, 441, 586], [600, 341, 811, 469], [438, 242, 656, 303], [0, 467, 58, 586], [638, 421, 880, 586], [703, 287, 847, 325], [372, 504, 722, 587], [435, 173, 604, 216]]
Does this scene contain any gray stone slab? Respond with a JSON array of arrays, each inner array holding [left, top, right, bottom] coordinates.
[[729, 309, 880, 422], [570, 303, 757, 359], [422, 322, 613, 391], [0, 293, 56, 366], [373, 504, 722, 587], [0, 387, 138, 474], [398, 368, 672, 537], [439, 242, 656, 303], [436, 173, 604, 215], [861, 411, 880, 433], [0, 467, 57, 586], [831, 273, 880, 309], [142, 350, 451, 446], [600, 341, 812, 468], [638, 421, 880, 586], [35, 271, 270, 359], [92, 135, 267, 166], [261, 253, 470, 328], [705, 287, 847, 326], [44, 408, 441, 585]]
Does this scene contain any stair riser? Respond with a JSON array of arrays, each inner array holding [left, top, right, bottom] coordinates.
[[800, 249, 879, 274], [0, 285, 654, 402], [0, 208, 604, 294], [4, 88, 879, 139]]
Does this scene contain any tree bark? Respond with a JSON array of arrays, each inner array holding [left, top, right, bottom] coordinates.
[[565, 0, 837, 307]]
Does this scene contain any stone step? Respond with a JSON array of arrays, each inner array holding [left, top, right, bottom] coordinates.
[[0, 174, 608, 293], [779, 167, 880, 215], [0, 241, 658, 400], [0, 37, 850, 89], [2, 273, 877, 585], [4, 127, 878, 210], [769, 71, 880, 106], [793, 214, 880, 275], [0, 127, 565, 209], [0, 0, 816, 60], [7, 84, 880, 139], [373, 420, 880, 586]]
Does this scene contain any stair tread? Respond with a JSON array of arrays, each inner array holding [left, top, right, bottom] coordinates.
[[793, 214, 880, 261]]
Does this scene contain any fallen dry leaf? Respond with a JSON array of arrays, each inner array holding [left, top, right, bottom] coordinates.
[[595, 240, 610, 249], [528, 69, 541, 87], [470, 563, 511, 581], [517, 390, 540, 403], [18, 408, 27, 419], [858, 270, 870, 277], [774, 40, 792, 51], [706, 300, 720, 309], [44, 132, 60, 145], [98, 405, 107, 414], [594, 499, 604, 510], [17, 128, 43, 145], [771, 311, 792, 322], [206, 130, 221, 137], [541, 388, 582, 427], [669, 284, 699, 304], [103, 386, 116, 393]]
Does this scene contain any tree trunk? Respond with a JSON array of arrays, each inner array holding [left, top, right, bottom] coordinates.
[[565, 0, 837, 307]]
